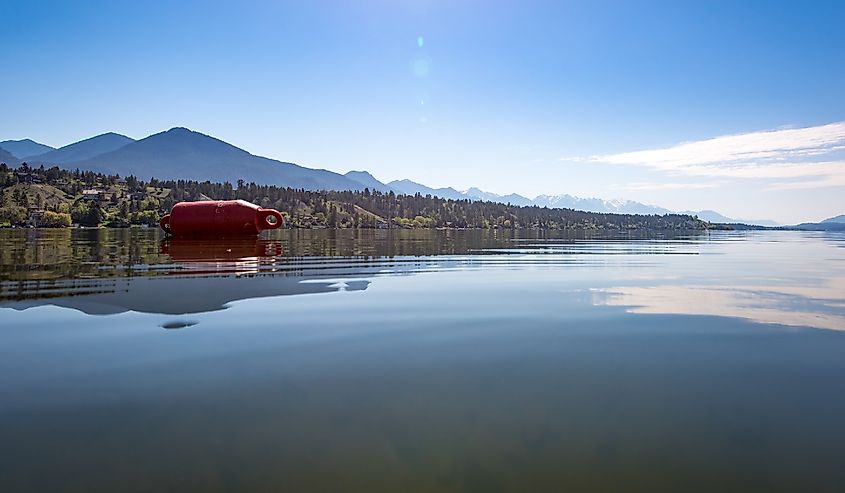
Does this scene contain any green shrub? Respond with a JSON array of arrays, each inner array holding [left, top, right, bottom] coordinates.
[[41, 211, 72, 228], [0, 206, 27, 226]]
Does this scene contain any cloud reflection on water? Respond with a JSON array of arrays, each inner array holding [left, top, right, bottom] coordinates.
[[596, 278, 845, 331]]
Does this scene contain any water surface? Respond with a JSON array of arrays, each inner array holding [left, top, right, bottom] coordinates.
[[2, 229, 844, 492]]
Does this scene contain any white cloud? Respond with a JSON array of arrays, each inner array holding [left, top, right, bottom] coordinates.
[[765, 172, 845, 191], [691, 160, 845, 179], [574, 121, 845, 189]]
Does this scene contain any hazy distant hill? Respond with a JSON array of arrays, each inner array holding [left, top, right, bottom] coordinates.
[[344, 171, 396, 193], [382, 178, 750, 218], [70, 127, 365, 191], [462, 187, 535, 206], [822, 215, 845, 224], [0, 148, 21, 166], [388, 179, 466, 200], [0, 139, 54, 159], [386, 180, 789, 223], [381, 179, 669, 214], [682, 210, 742, 224], [680, 210, 780, 227], [794, 220, 845, 231], [418, 186, 670, 215], [29, 133, 135, 164]]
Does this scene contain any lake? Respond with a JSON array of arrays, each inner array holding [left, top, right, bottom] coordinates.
[[2, 228, 844, 492]]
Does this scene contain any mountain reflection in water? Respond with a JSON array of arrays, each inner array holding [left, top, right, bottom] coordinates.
[[1, 229, 844, 332], [0, 228, 702, 314]]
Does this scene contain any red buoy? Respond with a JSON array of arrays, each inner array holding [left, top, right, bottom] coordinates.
[[159, 200, 283, 236]]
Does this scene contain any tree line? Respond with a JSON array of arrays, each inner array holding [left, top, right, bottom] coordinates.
[[1, 162, 713, 230]]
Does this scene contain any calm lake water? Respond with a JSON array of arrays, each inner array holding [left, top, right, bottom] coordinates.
[[2, 228, 845, 492]]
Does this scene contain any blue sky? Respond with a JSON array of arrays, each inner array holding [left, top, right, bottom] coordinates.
[[1, 0, 844, 222]]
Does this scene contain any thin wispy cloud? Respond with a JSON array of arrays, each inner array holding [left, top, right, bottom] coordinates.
[[766, 173, 845, 191], [570, 122, 845, 189], [608, 182, 720, 191]]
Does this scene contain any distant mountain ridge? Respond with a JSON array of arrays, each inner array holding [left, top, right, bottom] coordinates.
[[0, 148, 21, 166], [8, 127, 362, 191], [388, 179, 465, 200], [679, 210, 780, 227], [29, 133, 135, 164], [793, 218, 845, 231], [462, 187, 535, 206], [344, 171, 395, 193], [69, 127, 364, 191], [532, 194, 670, 215], [362, 179, 675, 215], [373, 179, 755, 220], [0, 139, 54, 159], [3, 126, 782, 224]]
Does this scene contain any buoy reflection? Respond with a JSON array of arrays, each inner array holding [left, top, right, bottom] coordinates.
[[160, 237, 283, 275]]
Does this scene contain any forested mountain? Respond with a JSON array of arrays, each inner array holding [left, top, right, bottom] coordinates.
[[793, 221, 845, 231], [791, 215, 845, 231], [0, 139, 54, 159], [29, 133, 134, 164], [0, 163, 712, 231], [1, 127, 776, 224], [68, 128, 365, 191]]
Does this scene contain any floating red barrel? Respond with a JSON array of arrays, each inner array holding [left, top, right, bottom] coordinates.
[[159, 200, 283, 236]]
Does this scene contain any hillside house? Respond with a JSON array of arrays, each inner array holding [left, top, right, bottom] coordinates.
[[15, 172, 43, 184], [82, 189, 104, 202], [146, 188, 171, 200]]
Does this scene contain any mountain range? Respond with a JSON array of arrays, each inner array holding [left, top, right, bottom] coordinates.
[[6, 128, 365, 191], [0, 148, 20, 167], [374, 178, 668, 214], [372, 179, 780, 225], [0, 139, 54, 159], [794, 215, 845, 231], [677, 210, 780, 227], [0, 127, 805, 225], [28, 133, 135, 164]]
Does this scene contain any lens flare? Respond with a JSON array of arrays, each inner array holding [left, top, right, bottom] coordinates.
[[413, 59, 430, 77]]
